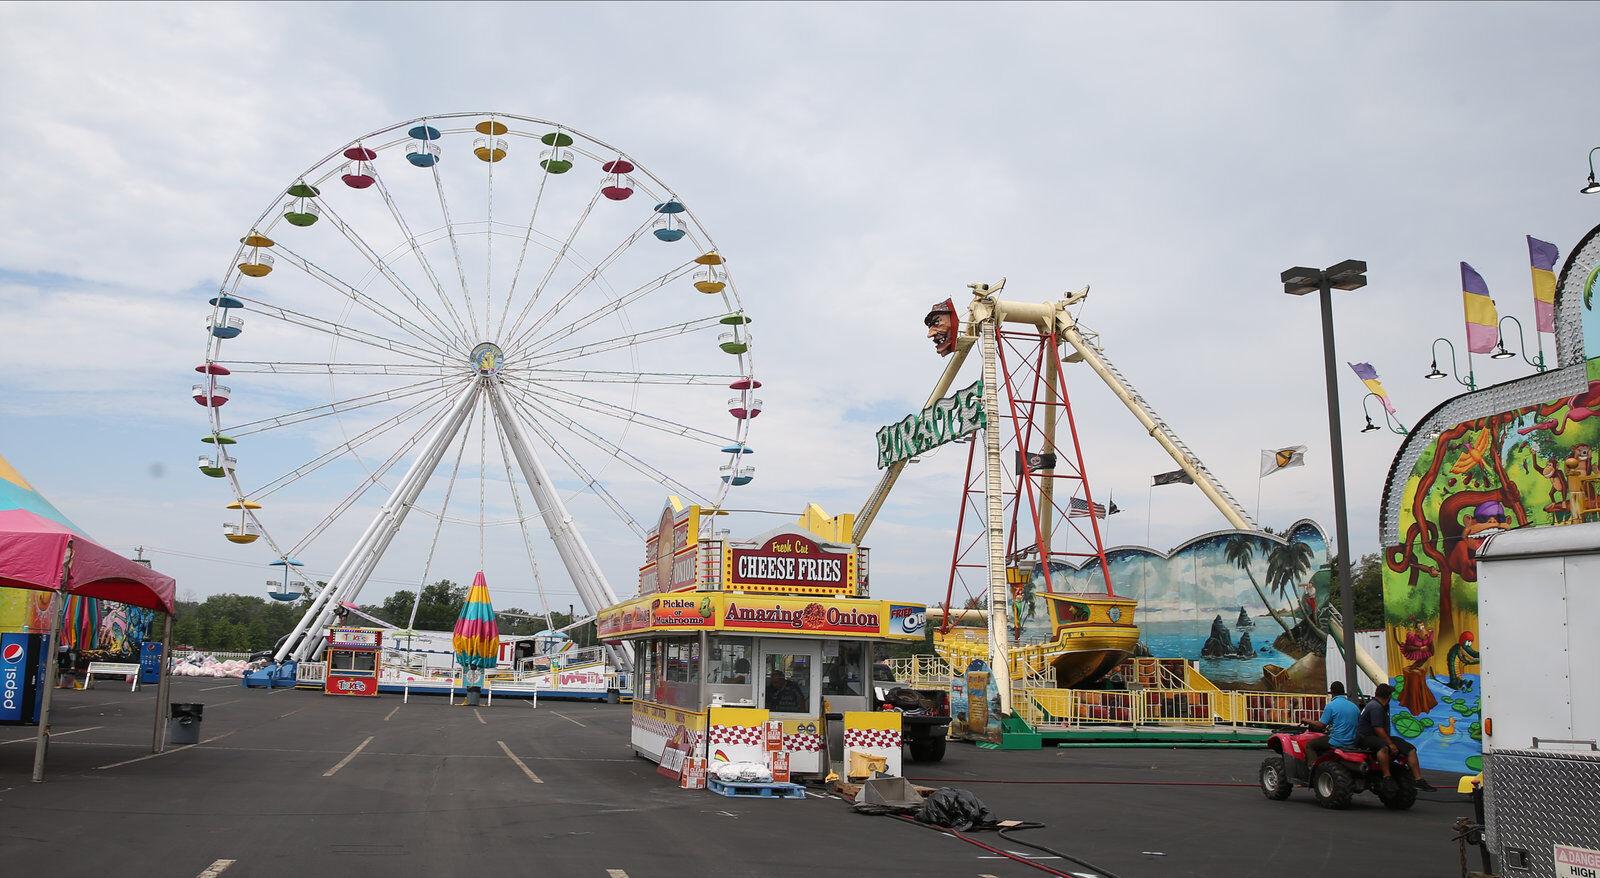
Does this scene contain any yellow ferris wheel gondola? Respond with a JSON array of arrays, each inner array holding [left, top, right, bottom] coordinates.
[[224, 499, 262, 544]]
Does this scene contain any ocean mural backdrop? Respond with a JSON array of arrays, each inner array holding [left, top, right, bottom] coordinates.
[[1379, 220, 1600, 774], [1017, 520, 1332, 693]]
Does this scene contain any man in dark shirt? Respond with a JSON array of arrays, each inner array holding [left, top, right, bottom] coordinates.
[[1356, 683, 1436, 791]]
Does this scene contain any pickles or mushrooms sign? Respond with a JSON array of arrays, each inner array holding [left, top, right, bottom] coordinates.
[[875, 379, 985, 469]]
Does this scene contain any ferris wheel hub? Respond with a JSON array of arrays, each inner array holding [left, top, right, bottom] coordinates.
[[470, 342, 505, 376]]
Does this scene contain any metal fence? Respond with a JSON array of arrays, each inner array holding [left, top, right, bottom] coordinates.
[[882, 655, 954, 689], [296, 662, 327, 685], [1019, 686, 1327, 730], [172, 650, 256, 664]]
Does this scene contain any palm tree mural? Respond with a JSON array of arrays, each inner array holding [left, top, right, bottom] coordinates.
[[1265, 539, 1316, 625], [1223, 535, 1294, 636]]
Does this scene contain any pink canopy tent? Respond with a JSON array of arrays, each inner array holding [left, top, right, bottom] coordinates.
[[0, 509, 176, 613]]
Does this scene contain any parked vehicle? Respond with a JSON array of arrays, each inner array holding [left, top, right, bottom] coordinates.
[[871, 662, 952, 763]]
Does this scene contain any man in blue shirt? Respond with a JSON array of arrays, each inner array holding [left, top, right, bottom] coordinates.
[[1304, 681, 1359, 768], [1357, 683, 1437, 791]]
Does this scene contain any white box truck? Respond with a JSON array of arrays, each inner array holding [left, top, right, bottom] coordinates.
[[1475, 522, 1600, 878]]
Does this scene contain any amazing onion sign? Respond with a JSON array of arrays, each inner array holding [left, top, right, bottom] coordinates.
[[726, 533, 854, 595]]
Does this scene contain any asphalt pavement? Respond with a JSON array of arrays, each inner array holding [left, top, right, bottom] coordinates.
[[1, 679, 1471, 877]]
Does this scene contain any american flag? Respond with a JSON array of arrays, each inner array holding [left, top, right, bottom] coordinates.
[[1068, 497, 1120, 519]]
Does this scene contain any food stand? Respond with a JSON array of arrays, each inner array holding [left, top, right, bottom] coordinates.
[[324, 626, 382, 697], [598, 500, 927, 780]]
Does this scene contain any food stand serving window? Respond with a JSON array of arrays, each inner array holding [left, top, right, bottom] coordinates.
[[706, 635, 755, 706], [654, 637, 701, 710], [762, 650, 813, 714], [822, 641, 865, 697]]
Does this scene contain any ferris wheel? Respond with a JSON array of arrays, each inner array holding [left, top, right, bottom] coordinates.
[[191, 112, 760, 663]]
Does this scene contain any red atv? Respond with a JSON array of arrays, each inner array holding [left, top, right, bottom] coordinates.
[[1259, 727, 1418, 810]]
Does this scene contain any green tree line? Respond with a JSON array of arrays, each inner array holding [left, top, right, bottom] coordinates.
[[169, 579, 589, 652]]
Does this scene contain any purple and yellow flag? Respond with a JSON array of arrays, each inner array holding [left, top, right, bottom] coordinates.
[[1348, 362, 1396, 414], [1461, 262, 1499, 354], [1528, 236, 1560, 333]]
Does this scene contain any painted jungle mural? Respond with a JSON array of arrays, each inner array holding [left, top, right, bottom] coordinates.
[[1027, 520, 1334, 693], [1381, 226, 1600, 775]]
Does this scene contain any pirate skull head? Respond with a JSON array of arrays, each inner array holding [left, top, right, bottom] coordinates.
[[924, 298, 958, 356]]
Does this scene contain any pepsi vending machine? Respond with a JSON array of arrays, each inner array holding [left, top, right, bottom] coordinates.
[[1, 632, 50, 726]]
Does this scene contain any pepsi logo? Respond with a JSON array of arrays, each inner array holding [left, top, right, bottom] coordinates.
[[2, 643, 23, 663]]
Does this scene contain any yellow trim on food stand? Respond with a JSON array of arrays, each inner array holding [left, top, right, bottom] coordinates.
[[598, 592, 926, 641]]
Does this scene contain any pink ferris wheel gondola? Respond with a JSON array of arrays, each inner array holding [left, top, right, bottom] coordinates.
[[341, 145, 377, 188]]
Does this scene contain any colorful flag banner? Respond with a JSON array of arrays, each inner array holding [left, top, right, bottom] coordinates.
[[1348, 362, 1397, 414], [1461, 262, 1499, 354], [1260, 446, 1306, 478], [1527, 236, 1560, 333], [1151, 469, 1194, 487], [1068, 496, 1120, 519]]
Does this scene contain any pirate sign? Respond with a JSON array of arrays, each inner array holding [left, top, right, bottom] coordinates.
[[925, 298, 958, 356]]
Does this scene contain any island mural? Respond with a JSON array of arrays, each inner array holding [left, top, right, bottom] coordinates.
[[1380, 221, 1600, 774], [1020, 520, 1334, 693]]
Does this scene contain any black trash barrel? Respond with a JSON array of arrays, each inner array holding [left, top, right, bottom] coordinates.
[[168, 702, 204, 745]]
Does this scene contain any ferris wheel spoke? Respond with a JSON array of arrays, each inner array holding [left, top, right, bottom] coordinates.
[[427, 161, 482, 338], [495, 388, 645, 538], [370, 172, 475, 345], [518, 380, 733, 446], [215, 360, 464, 377], [499, 189, 602, 345], [285, 392, 472, 559], [506, 259, 696, 360], [246, 390, 454, 501], [501, 210, 658, 353], [494, 160, 555, 337], [509, 368, 743, 385], [231, 293, 455, 366], [302, 202, 471, 352], [223, 375, 467, 437], [503, 387, 713, 507], [520, 315, 726, 369]]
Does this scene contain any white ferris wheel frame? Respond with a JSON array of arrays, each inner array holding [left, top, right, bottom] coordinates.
[[191, 112, 753, 664]]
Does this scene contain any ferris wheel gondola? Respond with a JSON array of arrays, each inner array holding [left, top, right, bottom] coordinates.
[[194, 112, 758, 663]]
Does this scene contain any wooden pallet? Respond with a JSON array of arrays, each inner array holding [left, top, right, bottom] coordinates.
[[706, 778, 806, 800]]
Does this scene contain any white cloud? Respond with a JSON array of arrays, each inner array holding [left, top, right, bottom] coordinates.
[[2, 4, 1596, 616]]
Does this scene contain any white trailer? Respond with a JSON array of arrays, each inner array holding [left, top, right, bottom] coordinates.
[[1475, 522, 1600, 878]]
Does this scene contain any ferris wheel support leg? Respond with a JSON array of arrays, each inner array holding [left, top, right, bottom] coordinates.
[[487, 382, 632, 669], [276, 381, 483, 662]]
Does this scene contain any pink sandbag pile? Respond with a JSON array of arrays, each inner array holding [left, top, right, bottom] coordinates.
[[171, 654, 253, 677]]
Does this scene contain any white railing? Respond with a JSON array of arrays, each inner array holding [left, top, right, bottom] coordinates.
[[883, 654, 954, 690], [296, 662, 327, 685], [172, 650, 256, 664]]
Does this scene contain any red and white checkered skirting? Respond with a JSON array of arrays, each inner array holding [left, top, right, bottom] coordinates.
[[782, 733, 823, 752], [844, 728, 902, 750], [709, 723, 765, 746]]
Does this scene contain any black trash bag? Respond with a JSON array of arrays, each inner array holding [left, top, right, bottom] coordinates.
[[916, 787, 996, 830]]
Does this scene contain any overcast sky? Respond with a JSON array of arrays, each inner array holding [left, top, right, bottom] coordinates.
[[2, 3, 1597, 615]]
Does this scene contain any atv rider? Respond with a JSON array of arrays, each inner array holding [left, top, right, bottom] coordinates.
[[1303, 680, 1359, 769], [1357, 683, 1437, 791]]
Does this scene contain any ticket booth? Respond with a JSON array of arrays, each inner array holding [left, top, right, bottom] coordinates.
[[597, 500, 928, 780], [324, 626, 382, 697]]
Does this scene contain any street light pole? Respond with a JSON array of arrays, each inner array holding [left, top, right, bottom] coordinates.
[[1316, 275, 1361, 698], [1282, 260, 1366, 697]]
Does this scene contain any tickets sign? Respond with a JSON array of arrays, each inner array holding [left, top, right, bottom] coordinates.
[[726, 533, 854, 595]]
